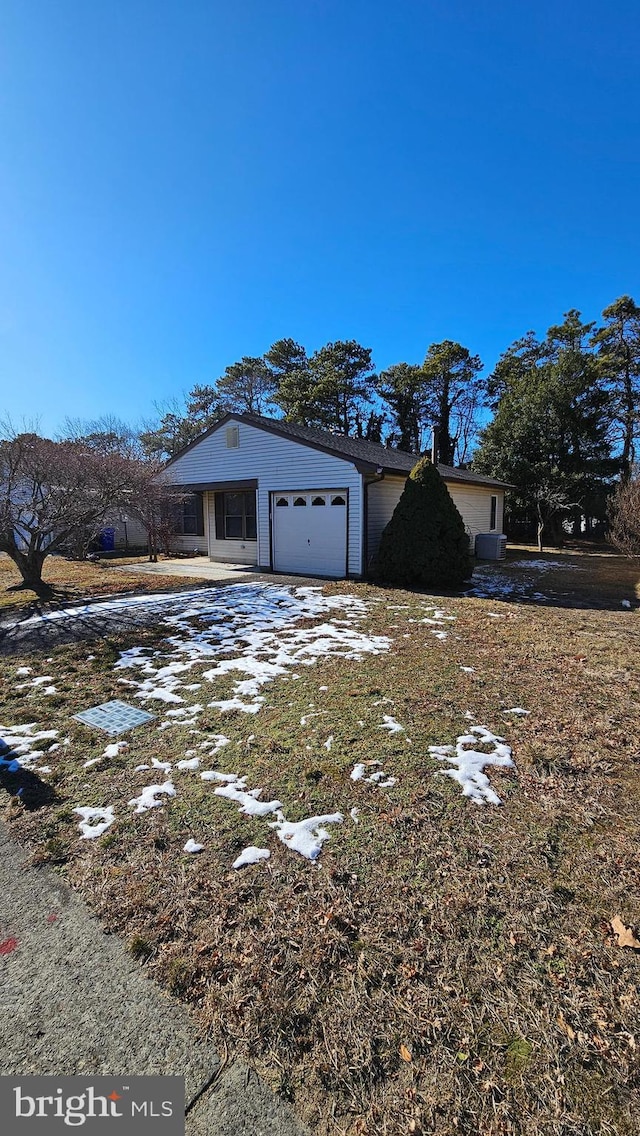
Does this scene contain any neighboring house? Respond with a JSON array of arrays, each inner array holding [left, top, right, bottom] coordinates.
[[110, 513, 151, 551], [163, 413, 510, 578]]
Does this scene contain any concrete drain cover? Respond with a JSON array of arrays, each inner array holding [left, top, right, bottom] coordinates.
[[74, 700, 156, 735]]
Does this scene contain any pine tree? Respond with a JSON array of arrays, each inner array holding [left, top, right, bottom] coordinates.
[[372, 456, 472, 587]]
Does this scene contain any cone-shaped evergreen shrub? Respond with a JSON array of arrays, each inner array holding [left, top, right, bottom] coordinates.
[[371, 456, 472, 587]]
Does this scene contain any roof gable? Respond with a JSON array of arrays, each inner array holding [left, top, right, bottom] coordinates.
[[165, 412, 512, 489]]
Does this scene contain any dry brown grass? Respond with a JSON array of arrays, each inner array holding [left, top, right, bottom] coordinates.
[[0, 551, 202, 611], [1, 546, 640, 1135]]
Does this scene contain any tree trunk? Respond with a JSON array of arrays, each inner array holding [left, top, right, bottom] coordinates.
[[438, 380, 456, 465], [537, 522, 544, 553], [6, 546, 49, 592]]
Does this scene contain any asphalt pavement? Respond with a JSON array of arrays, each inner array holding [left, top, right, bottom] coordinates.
[[0, 820, 309, 1136]]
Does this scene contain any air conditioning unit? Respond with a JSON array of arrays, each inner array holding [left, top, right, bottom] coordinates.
[[475, 533, 507, 560]]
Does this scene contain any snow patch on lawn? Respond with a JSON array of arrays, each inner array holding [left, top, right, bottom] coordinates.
[[351, 761, 396, 788], [0, 724, 59, 770], [74, 806, 115, 839], [113, 584, 389, 718], [269, 812, 343, 861], [469, 559, 580, 603], [429, 726, 514, 806], [201, 769, 239, 783], [378, 715, 404, 734], [233, 846, 270, 869], [213, 777, 283, 818], [129, 782, 176, 814], [176, 756, 200, 771], [510, 559, 579, 571], [183, 838, 204, 853]]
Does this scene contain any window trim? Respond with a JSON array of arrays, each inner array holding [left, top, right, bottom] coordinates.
[[214, 490, 256, 541], [174, 493, 204, 537]]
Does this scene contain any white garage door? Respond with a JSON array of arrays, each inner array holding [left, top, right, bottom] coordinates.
[[272, 491, 348, 577]]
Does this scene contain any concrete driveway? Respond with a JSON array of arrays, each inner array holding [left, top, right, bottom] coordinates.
[[113, 557, 260, 582]]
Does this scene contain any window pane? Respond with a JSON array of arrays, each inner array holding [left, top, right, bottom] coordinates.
[[181, 494, 198, 534], [225, 515, 243, 538], [312, 496, 326, 506], [245, 515, 257, 540], [293, 497, 306, 506], [225, 493, 244, 516], [331, 495, 346, 506], [276, 497, 288, 507], [244, 492, 256, 518]]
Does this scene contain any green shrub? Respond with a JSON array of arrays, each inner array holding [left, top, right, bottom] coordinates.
[[371, 456, 472, 587]]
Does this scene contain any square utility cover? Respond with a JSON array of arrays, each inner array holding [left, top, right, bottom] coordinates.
[[73, 700, 156, 735]]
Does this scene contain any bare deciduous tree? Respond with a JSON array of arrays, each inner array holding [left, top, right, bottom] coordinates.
[[608, 476, 640, 560], [0, 426, 182, 591]]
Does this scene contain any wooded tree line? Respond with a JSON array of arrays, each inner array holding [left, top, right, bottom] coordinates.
[[139, 295, 640, 543], [139, 337, 485, 467]]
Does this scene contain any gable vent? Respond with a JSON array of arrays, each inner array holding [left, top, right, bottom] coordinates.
[[226, 426, 239, 449]]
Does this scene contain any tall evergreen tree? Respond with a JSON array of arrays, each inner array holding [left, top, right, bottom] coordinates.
[[592, 295, 640, 478], [307, 340, 376, 435], [474, 312, 617, 545], [378, 363, 426, 453], [421, 341, 485, 465], [266, 339, 314, 423], [216, 356, 277, 416]]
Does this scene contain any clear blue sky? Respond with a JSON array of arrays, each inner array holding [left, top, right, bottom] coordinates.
[[1, 0, 638, 436]]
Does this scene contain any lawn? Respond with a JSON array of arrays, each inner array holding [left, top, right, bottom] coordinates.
[[1, 546, 640, 1136], [0, 551, 204, 612]]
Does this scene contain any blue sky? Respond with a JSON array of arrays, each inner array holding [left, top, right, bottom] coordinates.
[[1, 0, 638, 436]]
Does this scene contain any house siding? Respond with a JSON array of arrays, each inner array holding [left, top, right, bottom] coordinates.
[[165, 419, 364, 575], [366, 477, 406, 570], [446, 484, 504, 542], [170, 531, 209, 555], [367, 475, 505, 562], [112, 515, 150, 549], [205, 493, 257, 564]]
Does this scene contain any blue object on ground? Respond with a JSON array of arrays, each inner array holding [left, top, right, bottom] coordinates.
[[99, 527, 116, 551]]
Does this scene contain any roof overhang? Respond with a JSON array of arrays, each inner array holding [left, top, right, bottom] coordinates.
[[179, 479, 258, 492]]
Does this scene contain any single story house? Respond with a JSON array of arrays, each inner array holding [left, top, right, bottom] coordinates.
[[163, 413, 510, 578]]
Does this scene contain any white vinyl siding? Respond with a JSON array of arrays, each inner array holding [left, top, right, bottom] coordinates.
[[166, 420, 364, 574], [366, 477, 405, 570], [446, 484, 504, 542], [367, 475, 505, 561], [206, 493, 257, 564]]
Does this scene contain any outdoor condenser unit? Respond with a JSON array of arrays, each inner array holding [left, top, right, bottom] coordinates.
[[475, 533, 508, 560]]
